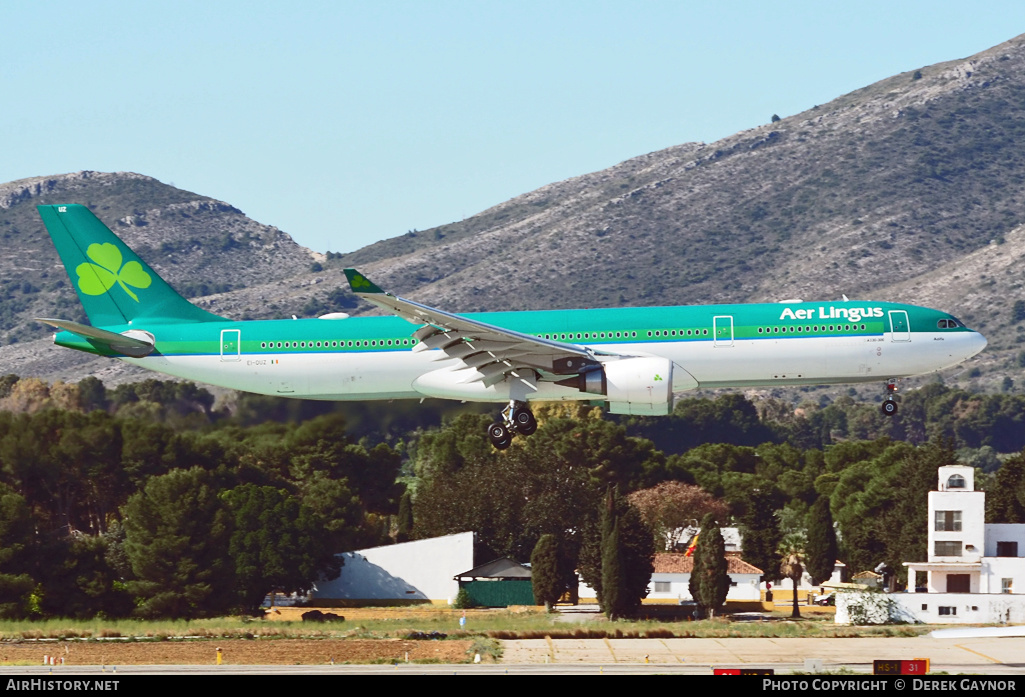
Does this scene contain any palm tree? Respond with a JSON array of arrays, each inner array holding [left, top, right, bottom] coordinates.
[[778, 537, 805, 619]]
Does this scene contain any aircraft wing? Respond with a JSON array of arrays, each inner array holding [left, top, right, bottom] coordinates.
[[344, 269, 612, 386]]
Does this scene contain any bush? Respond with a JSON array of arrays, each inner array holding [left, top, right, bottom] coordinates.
[[452, 587, 476, 609]]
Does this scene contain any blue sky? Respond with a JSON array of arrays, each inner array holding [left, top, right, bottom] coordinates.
[[3, 2, 1024, 254]]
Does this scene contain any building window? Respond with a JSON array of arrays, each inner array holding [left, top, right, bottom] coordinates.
[[921, 604, 928, 611], [947, 474, 966, 489], [938, 606, 957, 616], [997, 541, 1019, 557], [1003, 578, 1014, 594], [654, 582, 671, 593], [934, 510, 962, 532], [935, 541, 962, 556]]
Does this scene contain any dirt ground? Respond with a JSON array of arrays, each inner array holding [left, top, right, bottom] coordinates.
[[0, 639, 474, 666]]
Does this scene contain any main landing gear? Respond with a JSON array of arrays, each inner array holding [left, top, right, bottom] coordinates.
[[880, 379, 899, 416], [487, 401, 537, 450]]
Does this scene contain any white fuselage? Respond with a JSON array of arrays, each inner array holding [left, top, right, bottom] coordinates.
[[123, 328, 986, 403]]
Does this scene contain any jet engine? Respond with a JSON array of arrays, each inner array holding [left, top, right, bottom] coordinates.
[[557, 356, 674, 415]]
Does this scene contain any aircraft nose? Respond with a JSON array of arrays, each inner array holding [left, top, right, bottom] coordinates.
[[968, 331, 987, 357]]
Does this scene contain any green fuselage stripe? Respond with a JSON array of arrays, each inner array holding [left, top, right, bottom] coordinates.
[[56, 301, 970, 358]]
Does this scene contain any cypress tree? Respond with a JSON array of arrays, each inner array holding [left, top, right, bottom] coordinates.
[[692, 513, 729, 618], [805, 496, 838, 585], [587, 486, 655, 620], [601, 517, 623, 620], [530, 534, 562, 612], [396, 489, 414, 542], [589, 486, 615, 611]]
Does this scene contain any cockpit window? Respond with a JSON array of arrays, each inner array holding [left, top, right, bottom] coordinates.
[[938, 318, 962, 329]]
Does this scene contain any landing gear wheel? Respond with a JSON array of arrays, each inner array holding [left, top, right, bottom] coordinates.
[[511, 407, 537, 435], [881, 379, 899, 416], [487, 422, 512, 450]]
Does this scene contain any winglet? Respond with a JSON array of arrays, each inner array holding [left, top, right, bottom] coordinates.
[[343, 268, 386, 294]]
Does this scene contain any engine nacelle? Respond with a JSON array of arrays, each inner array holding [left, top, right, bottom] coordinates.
[[558, 357, 674, 415]]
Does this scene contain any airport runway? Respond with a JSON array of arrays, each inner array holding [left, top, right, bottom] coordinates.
[[500, 636, 1025, 674], [1, 637, 1023, 675]]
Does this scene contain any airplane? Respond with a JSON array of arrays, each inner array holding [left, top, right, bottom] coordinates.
[[36, 204, 987, 449]]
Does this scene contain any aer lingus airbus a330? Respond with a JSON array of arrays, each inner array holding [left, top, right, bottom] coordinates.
[[37, 204, 987, 448]]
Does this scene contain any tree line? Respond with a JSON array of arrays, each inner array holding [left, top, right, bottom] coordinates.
[[0, 379, 403, 619], [2, 373, 1025, 619]]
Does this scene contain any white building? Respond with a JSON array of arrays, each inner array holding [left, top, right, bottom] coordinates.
[[905, 465, 1024, 597], [838, 465, 1025, 624], [647, 552, 763, 602], [310, 531, 475, 604], [576, 551, 763, 604]]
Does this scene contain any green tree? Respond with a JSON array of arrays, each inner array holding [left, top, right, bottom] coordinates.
[[223, 484, 341, 613], [75, 377, 108, 412], [0, 484, 35, 618], [396, 489, 414, 542], [600, 517, 624, 620], [413, 412, 628, 563], [690, 513, 729, 618], [736, 486, 783, 583], [0, 374, 18, 400], [530, 534, 563, 611], [804, 496, 838, 585], [581, 487, 654, 620], [35, 534, 133, 619], [987, 449, 1025, 523], [123, 467, 234, 618], [830, 441, 917, 576]]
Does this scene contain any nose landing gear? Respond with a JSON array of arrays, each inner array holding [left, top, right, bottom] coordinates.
[[486, 401, 537, 449], [880, 379, 900, 416]]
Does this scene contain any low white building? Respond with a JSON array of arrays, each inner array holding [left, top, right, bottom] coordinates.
[[310, 531, 474, 604], [837, 465, 1025, 624], [647, 552, 763, 602], [577, 551, 763, 604]]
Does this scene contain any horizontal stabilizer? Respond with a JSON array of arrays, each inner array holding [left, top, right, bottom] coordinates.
[[36, 318, 155, 357]]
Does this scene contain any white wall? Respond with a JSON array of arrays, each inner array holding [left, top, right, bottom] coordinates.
[[837, 591, 1025, 625], [928, 490, 985, 562], [311, 531, 475, 603], [985, 524, 1025, 557], [640, 573, 762, 602], [981, 557, 1025, 594]]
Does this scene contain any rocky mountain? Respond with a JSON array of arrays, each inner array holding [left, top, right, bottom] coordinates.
[[337, 34, 1025, 351], [3, 34, 1025, 390], [0, 171, 319, 381]]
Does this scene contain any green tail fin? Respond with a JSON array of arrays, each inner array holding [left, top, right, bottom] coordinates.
[[38, 204, 225, 327]]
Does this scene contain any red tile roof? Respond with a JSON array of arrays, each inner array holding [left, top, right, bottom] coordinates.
[[653, 553, 763, 575]]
